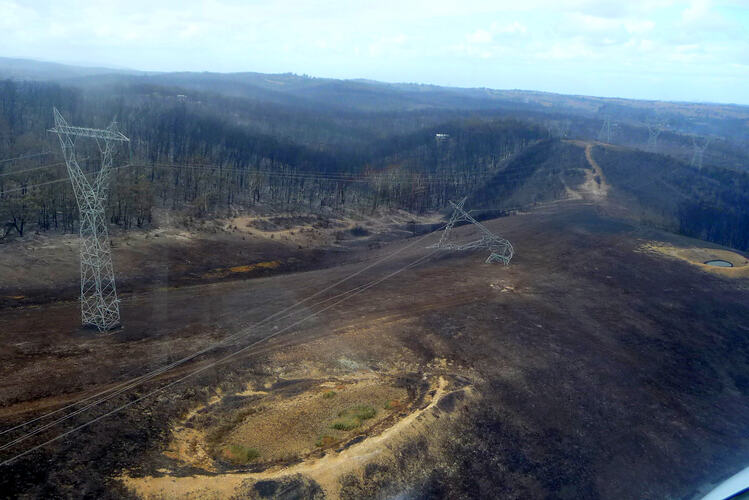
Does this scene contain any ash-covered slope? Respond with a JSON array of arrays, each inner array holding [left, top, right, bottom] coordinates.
[[593, 145, 749, 251], [468, 139, 588, 210]]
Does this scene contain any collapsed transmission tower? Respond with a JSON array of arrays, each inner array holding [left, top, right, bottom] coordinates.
[[429, 198, 514, 265], [50, 108, 129, 331], [690, 136, 711, 169]]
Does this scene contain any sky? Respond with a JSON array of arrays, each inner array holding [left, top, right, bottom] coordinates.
[[2, 0, 749, 104]]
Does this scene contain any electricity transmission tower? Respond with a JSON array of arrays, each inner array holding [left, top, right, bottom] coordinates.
[[598, 116, 614, 143], [690, 136, 711, 169], [548, 120, 571, 139], [50, 108, 129, 331], [647, 124, 663, 152], [429, 198, 514, 265]]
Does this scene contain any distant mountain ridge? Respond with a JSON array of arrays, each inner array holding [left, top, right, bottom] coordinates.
[[0, 57, 148, 81], [2, 56, 747, 115]]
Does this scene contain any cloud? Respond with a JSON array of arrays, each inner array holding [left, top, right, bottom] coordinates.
[[368, 34, 408, 57], [679, 0, 741, 34], [536, 38, 595, 61], [625, 20, 656, 34], [0, 0, 39, 40], [458, 21, 528, 58], [0, 0, 747, 102], [465, 21, 526, 43], [559, 12, 655, 42], [493, 21, 527, 35], [466, 29, 493, 44], [682, 0, 711, 23]]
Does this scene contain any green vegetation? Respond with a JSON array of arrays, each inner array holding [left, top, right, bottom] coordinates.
[[331, 418, 360, 431], [322, 390, 336, 399], [227, 444, 260, 464], [315, 435, 336, 447], [331, 405, 376, 431]]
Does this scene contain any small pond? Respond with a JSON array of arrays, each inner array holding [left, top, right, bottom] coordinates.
[[704, 260, 734, 267]]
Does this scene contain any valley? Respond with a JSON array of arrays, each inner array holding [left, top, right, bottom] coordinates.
[[0, 197, 746, 498], [0, 56, 748, 499]]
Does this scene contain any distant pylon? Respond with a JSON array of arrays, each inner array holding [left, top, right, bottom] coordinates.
[[429, 198, 514, 265], [690, 136, 711, 169], [50, 108, 129, 331], [548, 120, 571, 139], [598, 116, 613, 143], [647, 124, 663, 152]]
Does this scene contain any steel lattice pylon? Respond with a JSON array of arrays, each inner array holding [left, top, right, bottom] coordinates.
[[690, 136, 711, 169], [598, 116, 614, 143], [50, 108, 129, 331], [647, 124, 663, 152], [429, 198, 514, 265]]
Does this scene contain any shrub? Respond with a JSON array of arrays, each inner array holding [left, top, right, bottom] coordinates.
[[331, 417, 360, 431], [315, 435, 336, 447], [330, 405, 376, 431], [352, 405, 376, 420], [227, 444, 260, 463]]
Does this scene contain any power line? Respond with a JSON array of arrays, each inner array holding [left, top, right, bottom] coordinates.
[[0, 225, 443, 447], [0, 160, 67, 178], [119, 157, 516, 179], [1, 162, 534, 195], [0, 245, 440, 466], [0, 227, 440, 442], [0, 273, 394, 453], [0, 166, 525, 458], [126, 161, 505, 182], [0, 177, 70, 194], [122, 161, 538, 186], [0, 163, 129, 195], [0, 151, 53, 164]]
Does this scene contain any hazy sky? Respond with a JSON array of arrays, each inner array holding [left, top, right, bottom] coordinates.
[[2, 0, 749, 104]]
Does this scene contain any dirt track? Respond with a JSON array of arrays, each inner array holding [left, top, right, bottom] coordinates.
[[0, 200, 748, 499]]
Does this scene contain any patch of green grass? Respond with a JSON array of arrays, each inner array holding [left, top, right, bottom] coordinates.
[[330, 405, 376, 431], [315, 435, 336, 447], [331, 417, 361, 430], [351, 405, 376, 420], [227, 444, 260, 464], [322, 390, 336, 399]]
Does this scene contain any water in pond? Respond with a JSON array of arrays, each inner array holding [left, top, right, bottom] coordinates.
[[704, 260, 733, 267]]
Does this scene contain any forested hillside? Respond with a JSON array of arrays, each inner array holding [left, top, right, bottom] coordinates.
[[469, 140, 588, 209], [1, 63, 748, 252], [593, 146, 749, 251], [0, 79, 547, 235]]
